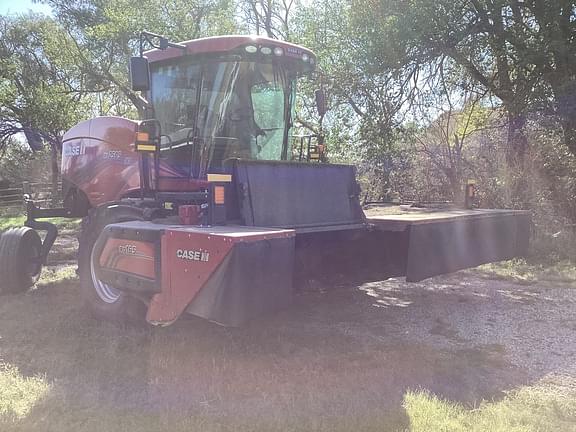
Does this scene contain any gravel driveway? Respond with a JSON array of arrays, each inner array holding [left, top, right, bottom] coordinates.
[[349, 273, 576, 379]]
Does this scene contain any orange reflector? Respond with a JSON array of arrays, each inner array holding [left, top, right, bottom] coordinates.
[[214, 186, 225, 204], [136, 131, 150, 142]]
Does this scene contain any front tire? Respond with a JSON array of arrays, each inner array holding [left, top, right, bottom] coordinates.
[[78, 205, 147, 323]]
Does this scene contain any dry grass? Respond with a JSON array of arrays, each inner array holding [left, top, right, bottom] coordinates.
[[404, 384, 576, 432], [0, 273, 409, 431], [0, 365, 50, 421], [472, 258, 576, 285], [35, 266, 77, 287], [0, 215, 79, 232]]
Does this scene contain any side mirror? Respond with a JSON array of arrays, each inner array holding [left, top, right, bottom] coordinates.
[[315, 88, 327, 117], [130, 56, 150, 92]]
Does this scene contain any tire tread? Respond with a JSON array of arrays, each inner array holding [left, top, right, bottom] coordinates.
[[0, 227, 42, 294]]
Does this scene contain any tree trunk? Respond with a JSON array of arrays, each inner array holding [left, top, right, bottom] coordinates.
[[449, 175, 462, 205], [554, 79, 576, 157], [560, 117, 576, 157], [506, 112, 527, 166], [505, 111, 528, 207]]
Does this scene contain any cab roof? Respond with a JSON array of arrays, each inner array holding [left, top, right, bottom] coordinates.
[[144, 35, 316, 65]]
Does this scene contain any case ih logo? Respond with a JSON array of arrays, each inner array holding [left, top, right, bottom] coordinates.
[[118, 244, 137, 255], [63, 142, 86, 157], [176, 249, 210, 262]]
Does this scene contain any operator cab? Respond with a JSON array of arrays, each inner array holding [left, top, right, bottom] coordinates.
[[132, 35, 361, 230], [143, 36, 316, 180]]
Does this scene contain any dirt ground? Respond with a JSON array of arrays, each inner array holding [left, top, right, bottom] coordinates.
[[0, 229, 575, 431]]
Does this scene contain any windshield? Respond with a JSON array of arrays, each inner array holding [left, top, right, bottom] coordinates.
[[151, 60, 293, 177]]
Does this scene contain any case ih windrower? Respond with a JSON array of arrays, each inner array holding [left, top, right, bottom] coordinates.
[[0, 33, 530, 327]]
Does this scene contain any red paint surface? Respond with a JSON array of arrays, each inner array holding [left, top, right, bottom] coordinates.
[[61, 117, 141, 206], [146, 226, 295, 324], [146, 230, 235, 324], [99, 238, 156, 279], [61, 117, 213, 204]]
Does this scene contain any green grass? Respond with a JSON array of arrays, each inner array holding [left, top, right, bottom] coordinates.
[[404, 385, 576, 432], [0, 364, 50, 422], [0, 215, 79, 232], [473, 258, 576, 284]]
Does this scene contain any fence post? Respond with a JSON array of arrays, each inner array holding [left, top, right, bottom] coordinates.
[[22, 181, 31, 195]]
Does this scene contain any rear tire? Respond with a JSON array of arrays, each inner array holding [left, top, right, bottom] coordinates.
[[0, 227, 43, 294], [78, 205, 147, 323]]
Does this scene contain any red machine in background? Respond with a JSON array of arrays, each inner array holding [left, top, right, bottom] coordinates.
[[0, 32, 529, 327]]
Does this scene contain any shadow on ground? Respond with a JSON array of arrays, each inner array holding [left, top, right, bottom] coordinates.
[[1, 265, 562, 431]]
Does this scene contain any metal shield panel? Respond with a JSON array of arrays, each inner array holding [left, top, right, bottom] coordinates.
[[405, 212, 531, 282], [232, 160, 364, 229]]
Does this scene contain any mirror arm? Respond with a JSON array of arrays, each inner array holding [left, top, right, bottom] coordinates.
[[314, 88, 328, 118], [140, 31, 186, 56]]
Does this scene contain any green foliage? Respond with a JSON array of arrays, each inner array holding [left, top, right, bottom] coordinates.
[[41, 0, 238, 116], [0, 14, 89, 150], [0, 143, 52, 185], [348, 0, 576, 155]]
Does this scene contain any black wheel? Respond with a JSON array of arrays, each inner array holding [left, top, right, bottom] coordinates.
[[0, 227, 43, 294], [78, 205, 147, 323]]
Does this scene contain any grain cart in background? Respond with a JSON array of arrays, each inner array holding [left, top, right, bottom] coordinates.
[[0, 33, 530, 327]]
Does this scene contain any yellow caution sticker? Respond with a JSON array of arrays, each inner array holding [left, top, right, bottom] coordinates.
[[207, 174, 232, 182]]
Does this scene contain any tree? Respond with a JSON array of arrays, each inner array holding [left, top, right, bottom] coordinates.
[[237, 0, 296, 39], [0, 0, 240, 189], [348, 0, 576, 158], [41, 0, 238, 115], [292, 0, 403, 197], [0, 14, 88, 195]]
